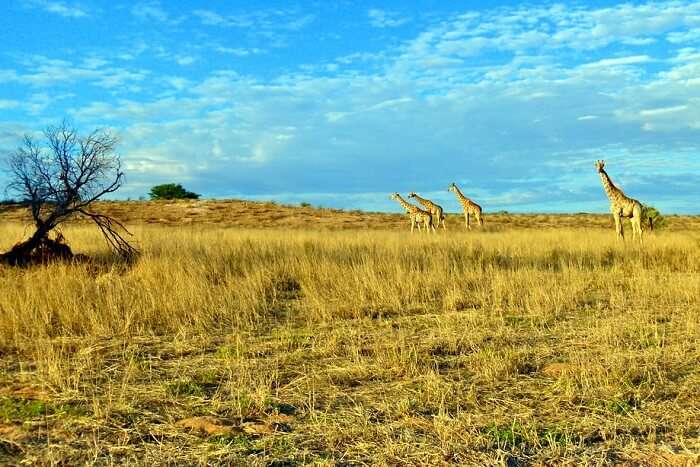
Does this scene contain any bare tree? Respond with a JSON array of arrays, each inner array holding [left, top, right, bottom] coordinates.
[[1, 120, 137, 264]]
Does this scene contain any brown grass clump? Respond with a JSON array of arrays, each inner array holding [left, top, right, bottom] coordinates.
[[0, 215, 699, 464]]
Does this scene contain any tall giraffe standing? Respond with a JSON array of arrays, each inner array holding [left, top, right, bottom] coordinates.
[[595, 160, 648, 242], [390, 193, 435, 233], [408, 192, 446, 230], [448, 183, 483, 230]]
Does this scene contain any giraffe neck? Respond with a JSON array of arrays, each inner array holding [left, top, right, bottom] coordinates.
[[599, 170, 625, 203], [412, 194, 432, 207], [394, 195, 414, 212], [452, 186, 469, 204]]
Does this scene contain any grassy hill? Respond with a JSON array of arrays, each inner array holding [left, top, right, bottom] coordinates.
[[1, 198, 699, 232]]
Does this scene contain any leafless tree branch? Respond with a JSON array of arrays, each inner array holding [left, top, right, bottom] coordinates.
[[2, 120, 138, 263]]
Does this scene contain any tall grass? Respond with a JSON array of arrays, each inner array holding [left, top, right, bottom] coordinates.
[[1, 224, 698, 348], [0, 223, 699, 464]]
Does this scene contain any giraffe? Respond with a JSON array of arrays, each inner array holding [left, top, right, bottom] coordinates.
[[448, 183, 483, 230], [595, 160, 648, 242], [408, 192, 446, 230], [390, 193, 435, 233]]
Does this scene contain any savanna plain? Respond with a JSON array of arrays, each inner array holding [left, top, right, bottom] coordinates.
[[0, 201, 699, 465]]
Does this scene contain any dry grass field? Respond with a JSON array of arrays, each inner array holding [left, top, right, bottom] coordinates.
[[1, 201, 699, 465]]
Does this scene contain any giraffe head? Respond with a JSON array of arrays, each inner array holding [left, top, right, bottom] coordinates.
[[407, 192, 417, 198], [448, 182, 457, 193], [390, 192, 400, 200], [595, 160, 606, 173]]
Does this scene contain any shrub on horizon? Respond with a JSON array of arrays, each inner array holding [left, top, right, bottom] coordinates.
[[149, 183, 200, 200]]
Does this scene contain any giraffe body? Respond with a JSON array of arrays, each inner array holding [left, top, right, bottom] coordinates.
[[448, 183, 483, 230], [595, 160, 646, 242], [390, 193, 435, 233], [408, 192, 446, 230]]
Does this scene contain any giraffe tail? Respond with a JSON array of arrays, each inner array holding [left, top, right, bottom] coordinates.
[[648, 216, 653, 232]]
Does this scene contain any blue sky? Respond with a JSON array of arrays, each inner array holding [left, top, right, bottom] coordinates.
[[1, 1, 699, 213]]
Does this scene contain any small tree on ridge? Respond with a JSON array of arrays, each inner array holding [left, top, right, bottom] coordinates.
[[149, 183, 200, 200]]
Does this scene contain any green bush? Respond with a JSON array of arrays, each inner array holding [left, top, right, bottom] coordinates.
[[149, 183, 200, 200], [642, 205, 665, 231]]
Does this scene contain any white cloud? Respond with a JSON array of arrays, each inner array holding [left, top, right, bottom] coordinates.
[[193, 9, 232, 26], [285, 14, 316, 31], [368, 9, 410, 28], [667, 29, 700, 44], [0, 69, 19, 83], [622, 37, 657, 45], [640, 105, 688, 116], [581, 55, 652, 68], [82, 57, 110, 69], [131, 1, 183, 25], [15, 55, 149, 90], [164, 77, 192, 91], [175, 56, 197, 66], [193, 8, 315, 31], [589, 2, 695, 38], [0, 100, 21, 110], [24, 0, 89, 18], [215, 46, 264, 57]]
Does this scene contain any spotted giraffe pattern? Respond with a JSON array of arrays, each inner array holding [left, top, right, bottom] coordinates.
[[448, 183, 483, 230], [390, 193, 435, 233], [408, 192, 446, 230], [595, 160, 646, 242]]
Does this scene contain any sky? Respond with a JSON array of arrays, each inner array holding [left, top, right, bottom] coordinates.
[[0, 1, 699, 213]]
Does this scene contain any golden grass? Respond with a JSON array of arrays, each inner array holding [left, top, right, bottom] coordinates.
[[1, 218, 699, 464]]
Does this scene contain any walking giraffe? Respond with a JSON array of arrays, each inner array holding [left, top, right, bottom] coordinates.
[[448, 183, 483, 230], [408, 192, 446, 230], [595, 160, 649, 242], [390, 193, 435, 233]]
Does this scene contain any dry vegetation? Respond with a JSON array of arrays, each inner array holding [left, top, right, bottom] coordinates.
[[2, 198, 699, 231], [1, 201, 699, 465]]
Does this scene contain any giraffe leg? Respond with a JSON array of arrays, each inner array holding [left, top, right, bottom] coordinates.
[[613, 213, 623, 240], [411, 216, 415, 233], [632, 205, 644, 243], [467, 213, 471, 230], [436, 209, 445, 231], [633, 216, 643, 243]]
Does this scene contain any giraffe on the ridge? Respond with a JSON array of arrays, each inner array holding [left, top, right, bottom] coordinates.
[[408, 192, 446, 230], [390, 193, 435, 233], [595, 160, 648, 242], [448, 183, 483, 230]]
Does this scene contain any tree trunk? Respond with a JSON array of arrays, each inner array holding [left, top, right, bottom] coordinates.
[[0, 223, 52, 266]]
